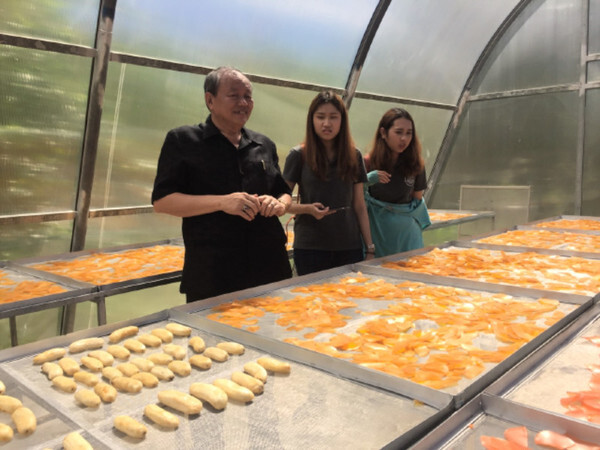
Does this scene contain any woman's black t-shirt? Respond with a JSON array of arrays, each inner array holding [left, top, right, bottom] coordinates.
[[283, 146, 367, 251], [367, 154, 427, 204]]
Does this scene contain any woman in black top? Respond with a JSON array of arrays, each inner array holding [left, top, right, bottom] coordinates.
[[364, 108, 430, 257], [283, 91, 375, 275]]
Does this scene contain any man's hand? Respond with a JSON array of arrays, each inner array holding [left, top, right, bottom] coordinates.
[[223, 193, 260, 221], [258, 195, 286, 217]]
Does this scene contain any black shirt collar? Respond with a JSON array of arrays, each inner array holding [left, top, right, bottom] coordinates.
[[203, 115, 254, 149]]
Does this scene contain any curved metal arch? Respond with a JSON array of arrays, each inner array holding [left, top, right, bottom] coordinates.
[[343, 0, 392, 109], [426, 0, 535, 204], [71, 0, 117, 251]]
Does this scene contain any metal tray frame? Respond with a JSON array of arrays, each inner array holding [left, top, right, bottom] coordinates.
[[356, 240, 600, 296], [517, 223, 600, 236], [0, 261, 100, 347], [3, 239, 183, 343], [171, 263, 593, 411], [0, 365, 111, 449], [410, 392, 600, 449], [0, 261, 96, 313], [484, 299, 600, 399], [426, 209, 495, 231], [457, 227, 600, 260], [171, 267, 452, 411], [0, 309, 449, 449], [12, 238, 184, 295], [412, 301, 600, 449], [1, 215, 598, 447], [526, 214, 600, 230], [357, 264, 594, 406]]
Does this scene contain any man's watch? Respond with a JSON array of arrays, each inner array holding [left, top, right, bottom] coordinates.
[[366, 244, 375, 254]]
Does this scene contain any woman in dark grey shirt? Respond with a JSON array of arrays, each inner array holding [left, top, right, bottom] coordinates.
[[282, 91, 375, 275]]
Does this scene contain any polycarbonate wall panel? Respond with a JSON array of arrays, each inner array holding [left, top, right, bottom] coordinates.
[[85, 214, 181, 250], [358, 0, 519, 104], [0, 221, 73, 261], [0, 0, 97, 46], [348, 98, 452, 175], [246, 84, 318, 160], [92, 64, 208, 210], [0, 46, 90, 216], [105, 284, 184, 324], [589, 61, 600, 81], [583, 89, 600, 215], [590, 0, 600, 53], [474, 0, 582, 94], [112, 0, 377, 87], [93, 65, 317, 211], [0, 311, 61, 351], [433, 92, 579, 220]]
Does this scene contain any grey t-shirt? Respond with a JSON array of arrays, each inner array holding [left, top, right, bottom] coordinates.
[[283, 146, 367, 251]]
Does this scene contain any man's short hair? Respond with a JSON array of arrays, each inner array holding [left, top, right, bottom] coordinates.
[[204, 66, 244, 95]]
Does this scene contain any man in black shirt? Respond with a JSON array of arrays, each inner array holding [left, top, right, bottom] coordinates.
[[152, 66, 292, 302]]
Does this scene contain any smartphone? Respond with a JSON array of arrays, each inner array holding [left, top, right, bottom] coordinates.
[[328, 206, 351, 213]]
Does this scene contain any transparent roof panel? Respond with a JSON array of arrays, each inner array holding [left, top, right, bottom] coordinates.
[[589, 61, 600, 82], [474, 0, 582, 94], [357, 0, 520, 105], [349, 99, 452, 176], [0, 0, 97, 47], [112, 0, 378, 87]]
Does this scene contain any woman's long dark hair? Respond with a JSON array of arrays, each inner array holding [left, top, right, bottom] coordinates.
[[302, 90, 358, 181], [368, 108, 424, 177]]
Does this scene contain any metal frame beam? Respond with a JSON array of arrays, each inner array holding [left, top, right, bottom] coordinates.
[[343, 0, 391, 109], [0, 33, 96, 57], [70, 0, 117, 252]]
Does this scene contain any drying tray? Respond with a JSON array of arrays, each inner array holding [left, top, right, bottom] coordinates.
[[412, 301, 600, 449], [0, 261, 100, 346], [426, 209, 495, 231], [13, 239, 184, 297], [0, 261, 96, 318], [172, 264, 593, 410], [0, 365, 109, 450], [486, 300, 600, 421], [0, 310, 444, 449], [410, 392, 600, 449], [527, 215, 600, 234], [357, 241, 600, 297], [459, 226, 600, 260]]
